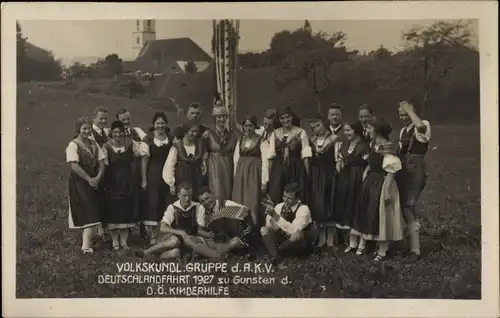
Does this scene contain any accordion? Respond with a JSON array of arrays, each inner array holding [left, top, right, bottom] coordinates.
[[206, 205, 253, 241]]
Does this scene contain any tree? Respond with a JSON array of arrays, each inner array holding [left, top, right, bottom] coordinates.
[[371, 46, 392, 60], [396, 20, 475, 116], [104, 53, 123, 79], [271, 27, 351, 112], [185, 60, 197, 73], [17, 21, 27, 82]]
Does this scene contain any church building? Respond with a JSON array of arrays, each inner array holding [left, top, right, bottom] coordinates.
[[124, 19, 212, 75]]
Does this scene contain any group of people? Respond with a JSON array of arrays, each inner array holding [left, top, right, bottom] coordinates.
[[66, 98, 430, 264]]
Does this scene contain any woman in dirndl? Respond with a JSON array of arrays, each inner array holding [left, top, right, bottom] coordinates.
[[202, 106, 239, 202], [232, 115, 270, 226], [140, 112, 173, 246], [333, 121, 370, 251], [349, 117, 405, 262], [101, 120, 148, 252], [267, 106, 311, 204], [307, 114, 340, 248], [66, 117, 107, 255], [163, 119, 208, 200]]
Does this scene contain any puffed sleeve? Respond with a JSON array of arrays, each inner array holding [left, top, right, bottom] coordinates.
[[382, 154, 402, 173], [161, 205, 175, 226], [65, 142, 79, 163], [97, 144, 107, 161], [233, 139, 241, 176], [163, 146, 178, 187], [300, 129, 312, 159], [266, 131, 276, 159], [414, 120, 431, 143], [132, 140, 148, 157], [141, 141, 151, 157], [260, 141, 270, 185], [134, 127, 147, 141]]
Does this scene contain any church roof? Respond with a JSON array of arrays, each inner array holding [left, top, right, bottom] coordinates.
[[130, 38, 212, 73]]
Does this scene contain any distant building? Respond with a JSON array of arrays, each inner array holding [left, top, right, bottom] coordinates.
[[125, 19, 212, 75]]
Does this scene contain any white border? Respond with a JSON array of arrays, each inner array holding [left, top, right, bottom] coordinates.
[[2, 2, 498, 318]]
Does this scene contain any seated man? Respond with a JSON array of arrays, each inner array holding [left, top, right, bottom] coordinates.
[[135, 182, 243, 260], [198, 187, 254, 243], [260, 182, 315, 264]]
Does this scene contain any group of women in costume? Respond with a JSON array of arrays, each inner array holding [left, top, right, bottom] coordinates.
[[66, 99, 430, 262]]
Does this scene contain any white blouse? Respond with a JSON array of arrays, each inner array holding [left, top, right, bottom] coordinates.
[[267, 127, 312, 159], [233, 138, 270, 185], [382, 154, 403, 173], [162, 144, 204, 188], [101, 140, 148, 165], [65, 140, 106, 163], [142, 136, 171, 157]]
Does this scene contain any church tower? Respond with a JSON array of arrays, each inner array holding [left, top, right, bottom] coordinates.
[[133, 19, 156, 59]]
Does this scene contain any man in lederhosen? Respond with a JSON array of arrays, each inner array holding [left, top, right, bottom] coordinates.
[[396, 101, 431, 261], [260, 183, 316, 265]]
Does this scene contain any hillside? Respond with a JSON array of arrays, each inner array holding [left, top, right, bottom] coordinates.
[[155, 63, 479, 125]]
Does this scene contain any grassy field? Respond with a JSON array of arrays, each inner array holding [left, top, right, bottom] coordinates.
[[15, 83, 481, 298]]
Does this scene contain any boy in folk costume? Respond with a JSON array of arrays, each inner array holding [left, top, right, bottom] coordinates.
[[197, 186, 254, 246], [260, 183, 316, 265], [396, 101, 431, 261], [135, 182, 244, 259], [116, 108, 147, 142]]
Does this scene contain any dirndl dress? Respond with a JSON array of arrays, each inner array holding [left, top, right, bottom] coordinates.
[[350, 145, 405, 241]]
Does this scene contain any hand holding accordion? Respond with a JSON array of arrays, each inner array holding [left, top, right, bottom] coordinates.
[[206, 205, 254, 242]]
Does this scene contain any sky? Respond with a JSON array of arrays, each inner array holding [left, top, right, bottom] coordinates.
[[20, 19, 478, 63]]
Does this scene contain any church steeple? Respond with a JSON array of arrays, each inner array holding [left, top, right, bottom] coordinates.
[[133, 20, 156, 59]]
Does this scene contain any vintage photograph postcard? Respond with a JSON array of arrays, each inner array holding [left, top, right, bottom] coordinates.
[[2, 2, 498, 318]]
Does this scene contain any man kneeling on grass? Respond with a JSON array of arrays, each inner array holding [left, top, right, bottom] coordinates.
[[135, 182, 244, 260], [260, 182, 316, 265]]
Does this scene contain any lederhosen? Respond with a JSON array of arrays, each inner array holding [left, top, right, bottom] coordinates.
[[396, 126, 428, 209]]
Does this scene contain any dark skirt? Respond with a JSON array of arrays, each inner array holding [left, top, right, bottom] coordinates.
[[68, 172, 101, 228], [268, 157, 307, 204], [308, 162, 337, 224], [351, 171, 385, 235], [103, 164, 138, 228], [334, 165, 365, 229], [175, 161, 203, 199], [141, 160, 171, 226]]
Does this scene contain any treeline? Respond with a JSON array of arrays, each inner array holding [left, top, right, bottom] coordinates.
[[236, 20, 479, 117]]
